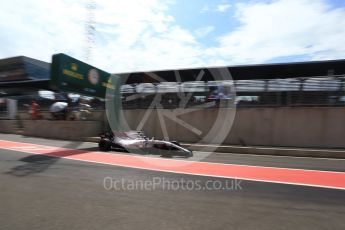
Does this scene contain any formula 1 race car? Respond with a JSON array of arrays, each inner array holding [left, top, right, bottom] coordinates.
[[98, 131, 193, 158]]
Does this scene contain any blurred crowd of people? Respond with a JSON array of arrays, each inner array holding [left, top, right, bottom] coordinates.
[[28, 97, 101, 121]]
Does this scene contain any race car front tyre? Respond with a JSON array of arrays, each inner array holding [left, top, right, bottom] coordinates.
[[186, 151, 193, 158], [99, 140, 111, 151]]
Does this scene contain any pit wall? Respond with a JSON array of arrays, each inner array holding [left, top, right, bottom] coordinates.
[[0, 120, 18, 133], [16, 110, 105, 121], [0, 110, 106, 140], [123, 107, 345, 149], [21, 120, 103, 141], [227, 107, 345, 149], [1, 107, 345, 149]]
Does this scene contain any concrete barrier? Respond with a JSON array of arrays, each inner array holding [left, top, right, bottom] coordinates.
[[0, 120, 18, 133], [17, 109, 105, 121], [122, 108, 236, 144], [123, 107, 345, 149], [225, 107, 345, 149], [4, 107, 345, 150], [22, 120, 103, 141]]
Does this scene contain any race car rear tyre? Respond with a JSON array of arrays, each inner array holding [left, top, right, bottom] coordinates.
[[99, 140, 111, 151]]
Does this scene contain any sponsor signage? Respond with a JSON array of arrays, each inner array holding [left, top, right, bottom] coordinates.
[[50, 53, 119, 98]]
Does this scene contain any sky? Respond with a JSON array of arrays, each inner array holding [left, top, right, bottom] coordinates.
[[0, 0, 345, 73]]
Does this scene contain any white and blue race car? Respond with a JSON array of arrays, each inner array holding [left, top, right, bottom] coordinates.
[[99, 131, 193, 158]]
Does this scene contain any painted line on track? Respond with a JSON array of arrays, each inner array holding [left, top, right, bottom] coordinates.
[[1, 139, 345, 190]]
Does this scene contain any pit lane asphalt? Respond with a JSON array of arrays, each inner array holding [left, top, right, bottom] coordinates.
[[0, 134, 345, 230]]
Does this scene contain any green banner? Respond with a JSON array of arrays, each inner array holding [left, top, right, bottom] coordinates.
[[50, 53, 123, 131], [50, 53, 119, 98]]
